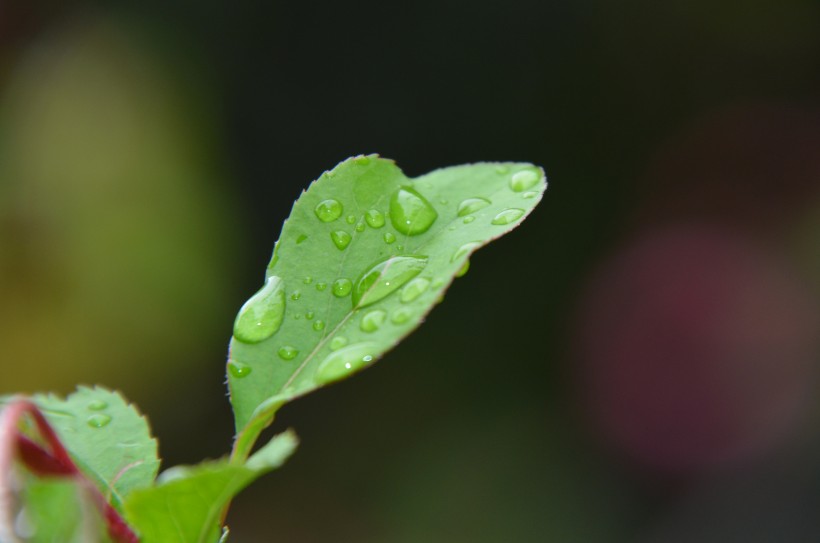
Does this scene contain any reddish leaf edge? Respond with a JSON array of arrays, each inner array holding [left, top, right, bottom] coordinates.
[[0, 399, 139, 543]]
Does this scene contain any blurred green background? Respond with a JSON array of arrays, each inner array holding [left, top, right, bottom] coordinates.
[[2, 1, 820, 541]]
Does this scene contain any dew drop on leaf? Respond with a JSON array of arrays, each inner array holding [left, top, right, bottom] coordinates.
[[228, 360, 252, 378], [365, 209, 385, 228], [354, 155, 371, 165], [314, 199, 343, 223], [296, 234, 308, 244], [290, 291, 301, 301], [360, 309, 387, 332], [314, 343, 376, 385], [87, 414, 112, 428], [313, 320, 326, 331], [391, 307, 413, 324], [452, 242, 480, 263], [456, 197, 491, 217], [233, 275, 286, 344], [330, 336, 348, 351], [456, 260, 470, 277], [303, 276, 313, 284], [331, 230, 352, 250], [463, 216, 475, 224], [305, 311, 314, 320], [332, 278, 353, 297], [383, 232, 396, 244], [355, 222, 365, 232], [389, 187, 438, 235], [491, 209, 525, 225], [509, 169, 540, 192], [87, 400, 108, 411], [346, 215, 357, 225], [352, 255, 428, 308], [522, 191, 538, 199], [277, 346, 299, 360], [400, 277, 431, 303], [316, 282, 327, 291]]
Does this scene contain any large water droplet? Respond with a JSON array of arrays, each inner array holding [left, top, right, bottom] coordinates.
[[87, 400, 107, 411], [457, 197, 491, 217], [87, 414, 112, 428], [452, 242, 480, 263], [314, 199, 343, 222], [333, 278, 353, 297], [389, 187, 438, 235], [509, 169, 539, 192], [314, 343, 376, 385], [352, 255, 428, 308], [383, 232, 396, 244], [233, 276, 286, 344], [365, 209, 385, 228], [391, 307, 413, 324], [278, 346, 299, 360], [313, 320, 326, 331], [360, 309, 386, 332], [228, 360, 252, 378], [331, 230, 352, 250], [456, 260, 470, 277], [491, 209, 525, 225], [330, 336, 348, 351], [400, 277, 431, 303]]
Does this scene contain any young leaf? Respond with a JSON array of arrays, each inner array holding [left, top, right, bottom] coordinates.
[[30, 386, 159, 509], [123, 430, 297, 543], [228, 155, 546, 457]]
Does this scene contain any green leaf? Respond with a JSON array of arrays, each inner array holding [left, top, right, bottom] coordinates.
[[31, 386, 159, 509], [124, 430, 298, 543], [228, 155, 546, 456]]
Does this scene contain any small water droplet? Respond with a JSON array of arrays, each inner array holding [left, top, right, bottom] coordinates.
[[314, 199, 343, 222], [440, 198, 449, 205], [400, 277, 431, 303], [330, 336, 348, 351], [305, 311, 314, 320], [355, 222, 365, 232], [278, 346, 299, 360], [360, 309, 386, 332], [346, 215, 357, 225], [303, 276, 313, 284], [456, 260, 470, 277], [353, 255, 428, 307], [290, 291, 301, 301], [228, 360, 252, 378], [233, 276, 286, 344], [383, 232, 396, 244], [509, 169, 539, 192], [314, 343, 376, 385], [87, 414, 112, 428], [391, 307, 413, 324], [332, 278, 353, 297], [491, 209, 525, 225], [396, 245, 404, 251], [457, 197, 491, 217], [296, 234, 308, 244], [313, 320, 326, 331], [522, 191, 538, 199], [316, 282, 327, 291], [495, 165, 510, 174], [331, 230, 352, 250], [452, 242, 480, 263], [365, 209, 385, 228], [389, 187, 438, 235], [432, 278, 445, 288], [463, 216, 475, 224], [87, 400, 107, 411], [294, 313, 302, 320], [354, 155, 371, 165]]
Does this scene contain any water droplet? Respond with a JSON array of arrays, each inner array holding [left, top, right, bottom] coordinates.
[[314, 343, 376, 385], [352, 255, 428, 308], [87, 400, 107, 411], [330, 336, 348, 351], [332, 278, 353, 297], [509, 169, 539, 192], [495, 165, 510, 174], [432, 278, 445, 288], [278, 346, 299, 360], [491, 209, 525, 225], [314, 199, 343, 222], [365, 209, 385, 228], [316, 282, 327, 291], [389, 187, 438, 235], [355, 222, 365, 232], [331, 230, 352, 250], [439, 198, 449, 205], [400, 277, 431, 303], [313, 320, 326, 331], [391, 307, 413, 324], [87, 414, 112, 428], [305, 311, 314, 320], [396, 245, 404, 252], [233, 276, 286, 344], [522, 191, 538, 199], [296, 234, 308, 244], [303, 276, 313, 284], [457, 197, 491, 217], [228, 360, 252, 378], [354, 155, 371, 165], [360, 309, 386, 332], [290, 291, 301, 301], [456, 260, 470, 277], [383, 232, 396, 244], [452, 242, 480, 263], [294, 313, 302, 320], [463, 216, 475, 224], [346, 215, 357, 225]]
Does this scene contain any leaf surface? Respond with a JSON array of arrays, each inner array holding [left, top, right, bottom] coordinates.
[[123, 430, 297, 543], [228, 155, 546, 454]]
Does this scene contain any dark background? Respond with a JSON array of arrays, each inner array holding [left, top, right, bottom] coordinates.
[[2, 1, 820, 541]]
